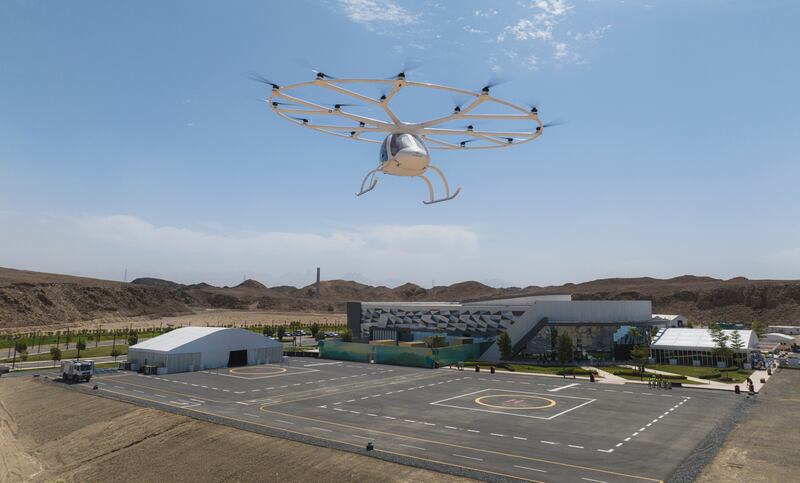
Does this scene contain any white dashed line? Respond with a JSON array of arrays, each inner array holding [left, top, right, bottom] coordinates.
[[513, 436, 527, 441], [452, 454, 483, 462], [467, 429, 480, 433], [445, 426, 458, 430], [568, 445, 584, 449], [243, 413, 260, 418], [514, 465, 547, 473], [490, 433, 505, 437], [540, 440, 558, 445], [275, 419, 294, 425], [400, 443, 427, 450], [351, 434, 372, 440], [311, 427, 332, 433]]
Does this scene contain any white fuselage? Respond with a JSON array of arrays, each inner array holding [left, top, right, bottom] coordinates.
[[379, 133, 430, 177]]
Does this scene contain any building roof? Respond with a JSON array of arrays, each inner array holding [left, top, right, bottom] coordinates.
[[651, 328, 758, 351], [652, 314, 684, 321], [130, 327, 281, 353], [762, 333, 796, 341]]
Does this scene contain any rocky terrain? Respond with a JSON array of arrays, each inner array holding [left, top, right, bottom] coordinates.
[[1, 267, 799, 331]]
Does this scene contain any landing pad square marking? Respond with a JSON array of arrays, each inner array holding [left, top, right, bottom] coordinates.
[[430, 388, 595, 420]]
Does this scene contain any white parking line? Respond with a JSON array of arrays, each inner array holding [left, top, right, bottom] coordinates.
[[400, 443, 427, 451], [351, 434, 372, 440], [549, 383, 580, 392], [453, 454, 483, 462], [541, 440, 558, 445], [445, 426, 458, 430], [467, 429, 480, 433], [568, 444, 584, 449], [514, 465, 547, 473], [513, 436, 527, 441], [490, 433, 505, 437], [597, 449, 614, 453]]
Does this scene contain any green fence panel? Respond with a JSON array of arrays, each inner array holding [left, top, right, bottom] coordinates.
[[319, 340, 493, 368]]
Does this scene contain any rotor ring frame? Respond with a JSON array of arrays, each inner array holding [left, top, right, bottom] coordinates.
[[266, 78, 544, 150]]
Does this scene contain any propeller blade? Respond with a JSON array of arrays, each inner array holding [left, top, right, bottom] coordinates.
[[459, 139, 478, 147], [481, 74, 511, 93], [294, 58, 337, 80], [288, 116, 309, 124], [526, 101, 540, 113], [542, 120, 566, 128], [450, 94, 468, 113], [248, 72, 280, 89], [386, 58, 423, 79]]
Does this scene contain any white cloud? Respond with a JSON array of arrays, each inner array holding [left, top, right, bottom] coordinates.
[[573, 24, 612, 42], [529, 0, 573, 17], [0, 213, 480, 287], [502, 18, 554, 41], [474, 8, 498, 17], [338, 0, 418, 26], [463, 26, 486, 34]]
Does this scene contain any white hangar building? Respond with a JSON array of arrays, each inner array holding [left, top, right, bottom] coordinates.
[[127, 327, 283, 374]]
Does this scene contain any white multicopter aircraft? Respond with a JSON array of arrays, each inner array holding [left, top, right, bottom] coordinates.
[[255, 68, 555, 204]]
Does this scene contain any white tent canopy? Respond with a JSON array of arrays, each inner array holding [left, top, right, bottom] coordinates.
[[128, 327, 283, 373], [651, 328, 758, 352]]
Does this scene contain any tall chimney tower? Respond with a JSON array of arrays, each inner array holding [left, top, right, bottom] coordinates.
[[315, 267, 321, 298]]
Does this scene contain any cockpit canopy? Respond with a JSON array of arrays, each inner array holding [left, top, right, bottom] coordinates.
[[380, 133, 429, 163]]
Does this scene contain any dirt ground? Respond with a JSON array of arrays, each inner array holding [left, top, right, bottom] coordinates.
[[0, 377, 472, 483], [696, 368, 800, 482]]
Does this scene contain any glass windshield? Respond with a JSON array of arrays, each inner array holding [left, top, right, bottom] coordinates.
[[80, 363, 92, 370], [389, 134, 426, 157]]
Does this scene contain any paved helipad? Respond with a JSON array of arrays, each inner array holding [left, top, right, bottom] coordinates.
[[66, 359, 742, 482]]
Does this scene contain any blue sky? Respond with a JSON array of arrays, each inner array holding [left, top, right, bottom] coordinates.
[[1, 0, 798, 288]]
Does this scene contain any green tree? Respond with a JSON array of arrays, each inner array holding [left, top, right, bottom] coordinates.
[[276, 325, 287, 340], [627, 327, 641, 344], [497, 331, 513, 361], [128, 333, 139, 346], [729, 330, 745, 368], [430, 335, 447, 348], [315, 331, 326, 342], [50, 347, 62, 366], [340, 329, 353, 342], [630, 345, 651, 380], [19, 351, 29, 362], [751, 320, 766, 338], [709, 324, 731, 377], [262, 325, 275, 337], [310, 322, 321, 338], [686, 320, 695, 328], [110, 348, 122, 362], [556, 332, 573, 364], [76, 339, 86, 360]]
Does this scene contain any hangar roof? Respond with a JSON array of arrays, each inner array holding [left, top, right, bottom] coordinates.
[[130, 327, 281, 354]]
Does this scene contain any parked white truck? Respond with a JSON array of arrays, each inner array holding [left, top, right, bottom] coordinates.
[[60, 359, 94, 382]]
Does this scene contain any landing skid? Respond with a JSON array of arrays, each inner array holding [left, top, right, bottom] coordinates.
[[421, 164, 461, 204], [356, 169, 379, 197]]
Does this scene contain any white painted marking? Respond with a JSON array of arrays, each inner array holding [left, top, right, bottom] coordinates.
[[513, 436, 528, 441], [597, 449, 614, 453], [334, 408, 345, 412], [404, 419, 416, 423], [445, 426, 458, 430], [453, 454, 483, 462], [540, 440, 558, 445], [624, 437, 631, 442], [275, 419, 294, 425], [154, 394, 166, 398], [632, 432, 639, 437], [367, 413, 378, 417], [243, 413, 260, 418], [400, 443, 428, 451], [201, 385, 208, 388], [189, 398, 204, 403], [490, 433, 505, 437], [191, 384, 198, 387], [133, 389, 144, 394], [467, 429, 480, 433], [646, 423, 652, 427], [514, 465, 547, 473], [549, 383, 580, 392], [349, 411, 360, 414], [311, 427, 332, 433], [303, 361, 342, 367], [638, 427, 646, 432], [383, 416, 396, 420], [423, 422, 435, 426], [234, 391, 245, 394], [346, 399, 356, 403], [568, 444, 584, 449], [616, 443, 623, 447]]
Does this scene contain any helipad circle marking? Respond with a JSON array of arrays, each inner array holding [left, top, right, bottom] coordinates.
[[474, 394, 556, 410], [229, 366, 288, 375]]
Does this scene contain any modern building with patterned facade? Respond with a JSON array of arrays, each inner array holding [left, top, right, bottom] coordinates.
[[346, 295, 662, 362]]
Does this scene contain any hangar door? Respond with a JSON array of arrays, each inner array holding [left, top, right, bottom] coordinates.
[[228, 349, 248, 367]]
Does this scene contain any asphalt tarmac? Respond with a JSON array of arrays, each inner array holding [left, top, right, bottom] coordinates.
[[54, 359, 743, 483]]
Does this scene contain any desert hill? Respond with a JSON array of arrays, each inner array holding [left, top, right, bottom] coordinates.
[[2, 267, 800, 331]]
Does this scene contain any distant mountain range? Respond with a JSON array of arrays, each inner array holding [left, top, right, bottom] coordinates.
[[1, 266, 799, 331]]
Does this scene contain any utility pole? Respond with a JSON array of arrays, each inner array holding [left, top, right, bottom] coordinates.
[[315, 267, 321, 299]]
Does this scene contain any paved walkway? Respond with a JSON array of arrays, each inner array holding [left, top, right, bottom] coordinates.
[[616, 364, 776, 392]]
